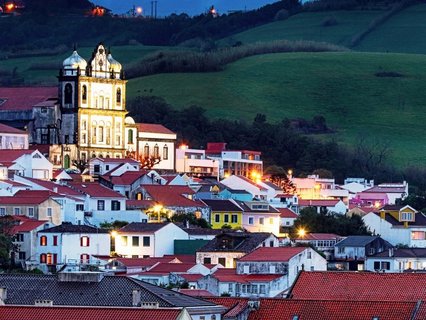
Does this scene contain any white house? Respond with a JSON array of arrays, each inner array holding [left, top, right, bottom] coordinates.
[[135, 123, 176, 171], [362, 205, 424, 247], [0, 149, 53, 180], [0, 123, 29, 150], [175, 146, 219, 178], [89, 157, 139, 177], [220, 175, 267, 200], [238, 201, 281, 236], [269, 193, 298, 212], [365, 248, 426, 272], [36, 223, 110, 273], [114, 222, 188, 258], [299, 199, 347, 214], [279, 208, 298, 228]]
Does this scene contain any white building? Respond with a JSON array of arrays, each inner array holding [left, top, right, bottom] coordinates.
[[89, 157, 139, 177], [221, 175, 267, 200], [299, 199, 347, 214], [0, 149, 53, 180], [362, 205, 424, 247], [238, 201, 281, 236], [134, 123, 176, 171], [0, 123, 29, 150], [36, 223, 110, 272], [176, 146, 219, 178], [365, 248, 426, 272], [115, 222, 188, 258]]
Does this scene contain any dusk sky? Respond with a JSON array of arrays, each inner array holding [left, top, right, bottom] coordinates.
[[92, 0, 280, 16]]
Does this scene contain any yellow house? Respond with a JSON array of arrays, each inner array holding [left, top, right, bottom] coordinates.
[[380, 205, 417, 228], [201, 199, 243, 229]]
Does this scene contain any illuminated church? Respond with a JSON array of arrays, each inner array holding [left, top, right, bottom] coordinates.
[[48, 43, 175, 170]]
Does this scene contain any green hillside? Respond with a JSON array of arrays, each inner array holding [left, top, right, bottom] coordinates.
[[222, 4, 426, 54], [127, 52, 426, 166], [0, 45, 169, 85]]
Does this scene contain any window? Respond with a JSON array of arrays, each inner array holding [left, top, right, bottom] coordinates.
[[231, 214, 238, 224], [259, 217, 264, 225], [64, 83, 73, 105], [121, 236, 128, 246], [154, 144, 159, 158], [40, 236, 47, 246], [374, 261, 390, 270], [215, 214, 220, 223], [81, 236, 90, 247], [203, 257, 211, 264], [369, 248, 375, 255], [47, 208, 52, 217], [0, 208, 5, 216], [132, 236, 139, 247], [82, 133, 86, 144], [18, 252, 26, 260], [112, 200, 121, 211], [269, 240, 274, 247], [80, 254, 90, 264], [16, 234, 24, 242], [224, 214, 229, 223], [243, 265, 249, 274], [14, 207, 20, 215], [269, 217, 274, 224], [53, 235, 58, 246], [144, 144, 149, 157], [143, 236, 150, 247], [252, 284, 258, 294], [82, 85, 87, 102], [401, 212, 413, 221], [228, 283, 233, 293], [40, 254, 47, 263], [259, 284, 266, 294], [94, 164, 100, 173], [27, 207, 34, 217], [412, 231, 426, 240], [248, 217, 254, 225], [97, 200, 105, 211], [218, 257, 226, 267], [163, 145, 168, 160], [116, 88, 121, 105], [307, 251, 312, 259], [338, 246, 345, 254], [128, 130, 134, 144], [269, 265, 276, 273], [76, 204, 84, 211], [98, 126, 104, 142]]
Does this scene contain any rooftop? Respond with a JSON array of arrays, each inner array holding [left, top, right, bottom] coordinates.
[[335, 236, 382, 247], [142, 185, 202, 208], [299, 199, 340, 207], [372, 248, 426, 259], [68, 182, 125, 198], [0, 87, 57, 111], [40, 223, 109, 234], [238, 247, 306, 262], [0, 122, 27, 134], [278, 208, 298, 219], [201, 199, 242, 212], [198, 232, 273, 253], [119, 222, 172, 234], [136, 123, 176, 135]]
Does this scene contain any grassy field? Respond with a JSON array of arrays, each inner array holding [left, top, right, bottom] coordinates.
[[0, 45, 169, 85], [127, 51, 426, 166], [221, 4, 426, 54], [220, 10, 383, 47]]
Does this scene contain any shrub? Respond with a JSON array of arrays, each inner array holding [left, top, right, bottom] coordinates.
[[321, 16, 338, 27]]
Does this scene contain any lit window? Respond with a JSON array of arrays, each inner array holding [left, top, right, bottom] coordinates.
[[154, 144, 159, 158], [40, 254, 47, 263], [163, 145, 168, 160], [40, 236, 47, 246], [121, 236, 128, 246], [80, 236, 90, 247], [412, 231, 425, 240]]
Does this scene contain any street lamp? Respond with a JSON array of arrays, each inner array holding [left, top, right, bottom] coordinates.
[[297, 228, 306, 239]]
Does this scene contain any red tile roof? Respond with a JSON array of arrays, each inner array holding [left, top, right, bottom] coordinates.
[[0, 87, 57, 111], [142, 185, 203, 208], [0, 305, 183, 320], [101, 171, 146, 186], [289, 271, 426, 301], [0, 179, 29, 187], [68, 182, 125, 198], [275, 194, 295, 198], [278, 208, 298, 219], [247, 299, 418, 320], [212, 268, 283, 283], [126, 199, 156, 209], [0, 123, 26, 134], [141, 262, 196, 275], [136, 123, 176, 135], [9, 215, 48, 233], [238, 247, 306, 262], [19, 177, 83, 197], [205, 297, 249, 318], [115, 257, 176, 268], [299, 199, 340, 206], [0, 190, 56, 205], [177, 273, 204, 282], [0, 149, 33, 162], [179, 289, 213, 297]]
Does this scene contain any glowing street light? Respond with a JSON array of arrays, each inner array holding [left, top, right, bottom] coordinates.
[[136, 6, 143, 15], [297, 228, 307, 238]]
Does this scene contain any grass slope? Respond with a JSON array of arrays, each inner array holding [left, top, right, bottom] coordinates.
[[1, 45, 169, 85], [220, 10, 384, 47], [222, 4, 426, 54], [128, 52, 426, 166]]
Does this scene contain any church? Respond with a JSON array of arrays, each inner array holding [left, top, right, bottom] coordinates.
[[53, 43, 176, 170], [0, 43, 176, 172]]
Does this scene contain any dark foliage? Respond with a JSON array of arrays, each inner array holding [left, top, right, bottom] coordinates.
[[291, 207, 371, 237]]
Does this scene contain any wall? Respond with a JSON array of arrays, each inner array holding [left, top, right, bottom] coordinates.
[[154, 223, 189, 257]]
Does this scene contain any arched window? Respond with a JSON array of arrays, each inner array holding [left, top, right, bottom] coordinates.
[[64, 83, 73, 105], [163, 145, 168, 160], [144, 144, 149, 157], [116, 88, 121, 105], [98, 126, 104, 142], [82, 85, 87, 103], [128, 130, 134, 144], [64, 154, 70, 169], [154, 144, 159, 158]]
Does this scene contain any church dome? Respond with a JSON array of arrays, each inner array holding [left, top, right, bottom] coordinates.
[[107, 53, 122, 72], [63, 50, 87, 70], [125, 116, 135, 125]]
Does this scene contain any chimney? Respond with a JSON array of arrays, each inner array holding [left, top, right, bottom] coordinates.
[[132, 289, 141, 307], [0, 287, 6, 305]]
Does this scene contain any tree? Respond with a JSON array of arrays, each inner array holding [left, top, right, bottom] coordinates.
[[72, 159, 88, 174], [0, 216, 19, 267]]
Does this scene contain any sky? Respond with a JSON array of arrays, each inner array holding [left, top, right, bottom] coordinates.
[[92, 0, 280, 17]]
